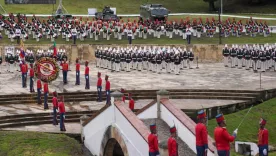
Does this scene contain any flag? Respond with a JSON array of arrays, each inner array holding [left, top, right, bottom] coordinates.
[[19, 39, 25, 59], [53, 41, 57, 57]]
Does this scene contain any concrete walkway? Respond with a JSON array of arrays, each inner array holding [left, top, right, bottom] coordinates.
[[0, 63, 275, 95]]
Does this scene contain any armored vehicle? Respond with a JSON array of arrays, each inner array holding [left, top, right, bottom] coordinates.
[[95, 6, 120, 21], [140, 4, 170, 21]]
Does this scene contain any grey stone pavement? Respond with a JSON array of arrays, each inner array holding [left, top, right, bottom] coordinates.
[[0, 63, 276, 95]]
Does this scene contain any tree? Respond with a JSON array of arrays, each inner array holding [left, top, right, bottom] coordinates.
[[203, 0, 218, 11]]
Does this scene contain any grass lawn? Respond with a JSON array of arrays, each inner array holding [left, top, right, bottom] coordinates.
[[1, 33, 276, 45], [0, 131, 83, 156], [1, 0, 276, 14], [207, 98, 276, 153]]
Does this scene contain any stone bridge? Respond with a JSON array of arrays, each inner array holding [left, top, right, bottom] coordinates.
[[81, 90, 217, 156]]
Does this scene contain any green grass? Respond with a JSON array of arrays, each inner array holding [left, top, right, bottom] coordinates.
[[1, 0, 276, 14], [0, 131, 83, 156], [1, 33, 276, 45], [207, 98, 276, 148]]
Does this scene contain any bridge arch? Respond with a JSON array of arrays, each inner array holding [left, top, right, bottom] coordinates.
[[100, 125, 129, 156]]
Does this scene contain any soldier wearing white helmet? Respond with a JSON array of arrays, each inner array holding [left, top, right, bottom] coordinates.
[[188, 48, 194, 69], [174, 51, 181, 75], [222, 44, 230, 67], [115, 50, 121, 72]]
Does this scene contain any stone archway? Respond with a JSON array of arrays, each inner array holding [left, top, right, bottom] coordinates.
[[100, 125, 129, 156]]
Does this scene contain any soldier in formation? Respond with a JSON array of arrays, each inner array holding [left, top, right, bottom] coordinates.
[[95, 46, 195, 75], [0, 14, 271, 43], [223, 43, 276, 72]]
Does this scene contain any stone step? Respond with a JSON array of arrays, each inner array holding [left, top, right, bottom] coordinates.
[[128, 92, 260, 97], [0, 111, 95, 120], [0, 118, 81, 128], [0, 114, 92, 124]]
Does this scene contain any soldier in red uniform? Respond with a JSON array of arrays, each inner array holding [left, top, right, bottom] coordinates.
[[43, 82, 49, 110], [52, 91, 58, 125], [105, 75, 110, 105], [214, 114, 237, 156], [168, 126, 178, 156], [121, 88, 126, 103], [37, 78, 42, 104], [58, 96, 66, 131], [62, 60, 69, 84], [75, 58, 80, 85], [85, 61, 90, 89], [97, 72, 102, 102], [148, 124, 160, 156], [128, 93, 135, 111], [29, 64, 35, 92], [258, 118, 268, 156], [195, 110, 208, 156], [21, 61, 27, 88]]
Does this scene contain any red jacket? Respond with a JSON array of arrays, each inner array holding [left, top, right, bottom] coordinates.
[[29, 68, 34, 77], [58, 102, 65, 113], [85, 66, 89, 75], [44, 83, 49, 93], [148, 134, 159, 153], [129, 99, 135, 110], [52, 97, 58, 108], [214, 127, 235, 151], [76, 63, 80, 71], [195, 123, 208, 147], [62, 63, 69, 71], [21, 64, 27, 73], [37, 79, 42, 89], [258, 128, 269, 146], [122, 95, 125, 103], [168, 137, 178, 156], [97, 77, 102, 87], [105, 80, 110, 90]]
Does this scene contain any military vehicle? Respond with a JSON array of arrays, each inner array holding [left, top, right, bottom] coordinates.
[[95, 6, 120, 21], [140, 4, 170, 21]]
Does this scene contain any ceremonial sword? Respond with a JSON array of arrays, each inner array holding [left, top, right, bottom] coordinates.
[[236, 105, 254, 129]]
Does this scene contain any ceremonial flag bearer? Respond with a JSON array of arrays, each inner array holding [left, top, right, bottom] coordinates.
[[168, 126, 178, 156], [195, 110, 208, 156], [258, 118, 269, 156], [214, 114, 237, 156], [148, 124, 160, 156]]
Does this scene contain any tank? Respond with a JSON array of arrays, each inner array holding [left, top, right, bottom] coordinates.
[[95, 6, 120, 21], [140, 4, 170, 21]]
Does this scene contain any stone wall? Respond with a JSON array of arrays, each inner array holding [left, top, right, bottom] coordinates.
[[0, 44, 225, 63]]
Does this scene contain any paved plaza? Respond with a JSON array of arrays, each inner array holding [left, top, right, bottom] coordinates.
[[0, 63, 276, 95]]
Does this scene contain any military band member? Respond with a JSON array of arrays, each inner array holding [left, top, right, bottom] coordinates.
[[258, 118, 268, 156], [137, 51, 143, 71], [174, 53, 181, 75], [95, 29, 100, 41], [168, 126, 178, 156], [52, 91, 58, 125], [105, 75, 111, 105], [43, 82, 49, 110], [58, 96, 66, 131], [188, 49, 194, 69], [214, 114, 237, 156], [222, 45, 230, 67], [85, 61, 90, 89], [132, 52, 137, 70], [237, 47, 243, 69], [97, 72, 102, 102], [126, 51, 132, 72], [143, 25, 148, 39], [75, 58, 80, 85], [195, 110, 208, 156], [115, 51, 121, 72], [230, 45, 237, 68], [148, 124, 160, 156], [156, 52, 162, 74]]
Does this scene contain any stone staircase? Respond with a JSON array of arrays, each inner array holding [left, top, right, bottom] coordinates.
[[0, 89, 263, 105], [0, 111, 95, 129]]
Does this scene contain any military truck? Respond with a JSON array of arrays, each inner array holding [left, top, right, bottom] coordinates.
[[95, 6, 120, 21], [140, 4, 170, 21]]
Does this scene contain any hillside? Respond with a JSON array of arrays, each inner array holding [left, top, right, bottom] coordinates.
[[0, 131, 83, 156], [207, 98, 276, 147], [0, 0, 276, 14]]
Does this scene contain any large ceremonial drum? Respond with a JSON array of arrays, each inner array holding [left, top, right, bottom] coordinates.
[[34, 57, 60, 83]]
